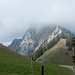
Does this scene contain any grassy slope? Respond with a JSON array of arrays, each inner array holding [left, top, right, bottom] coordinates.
[[37, 39, 74, 65], [0, 44, 72, 75]]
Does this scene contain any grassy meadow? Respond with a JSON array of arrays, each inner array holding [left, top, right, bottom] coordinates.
[[0, 44, 73, 75]]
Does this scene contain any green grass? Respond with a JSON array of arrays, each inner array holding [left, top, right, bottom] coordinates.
[[0, 45, 73, 75], [37, 39, 74, 65], [37, 39, 66, 59]]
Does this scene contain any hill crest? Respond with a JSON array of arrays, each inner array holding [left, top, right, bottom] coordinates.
[[37, 39, 74, 65]]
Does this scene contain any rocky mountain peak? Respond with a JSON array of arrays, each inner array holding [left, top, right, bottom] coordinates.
[[8, 25, 73, 56], [47, 26, 61, 43]]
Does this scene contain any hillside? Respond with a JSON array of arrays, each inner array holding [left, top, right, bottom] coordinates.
[[37, 39, 74, 65], [0, 43, 7, 49], [0, 43, 72, 75]]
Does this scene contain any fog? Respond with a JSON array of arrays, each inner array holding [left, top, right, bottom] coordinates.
[[0, 0, 75, 46]]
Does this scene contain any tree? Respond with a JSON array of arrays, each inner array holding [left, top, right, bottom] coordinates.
[[66, 36, 72, 51]]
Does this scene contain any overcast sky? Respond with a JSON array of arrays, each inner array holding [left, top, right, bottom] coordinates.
[[0, 0, 75, 46]]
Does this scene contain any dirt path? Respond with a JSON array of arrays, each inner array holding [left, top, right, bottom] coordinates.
[[60, 65, 73, 70]]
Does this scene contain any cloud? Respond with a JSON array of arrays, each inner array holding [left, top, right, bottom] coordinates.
[[0, 0, 75, 46]]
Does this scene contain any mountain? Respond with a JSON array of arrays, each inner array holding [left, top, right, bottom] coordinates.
[[8, 39, 21, 51], [8, 39, 20, 49], [8, 25, 55, 55], [0, 43, 72, 75], [31, 27, 73, 60], [8, 25, 73, 56]]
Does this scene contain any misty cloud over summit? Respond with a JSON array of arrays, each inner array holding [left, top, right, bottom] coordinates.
[[0, 0, 75, 46]]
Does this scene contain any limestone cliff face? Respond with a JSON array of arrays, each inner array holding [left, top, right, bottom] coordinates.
[[8, 25, 73, 56]]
